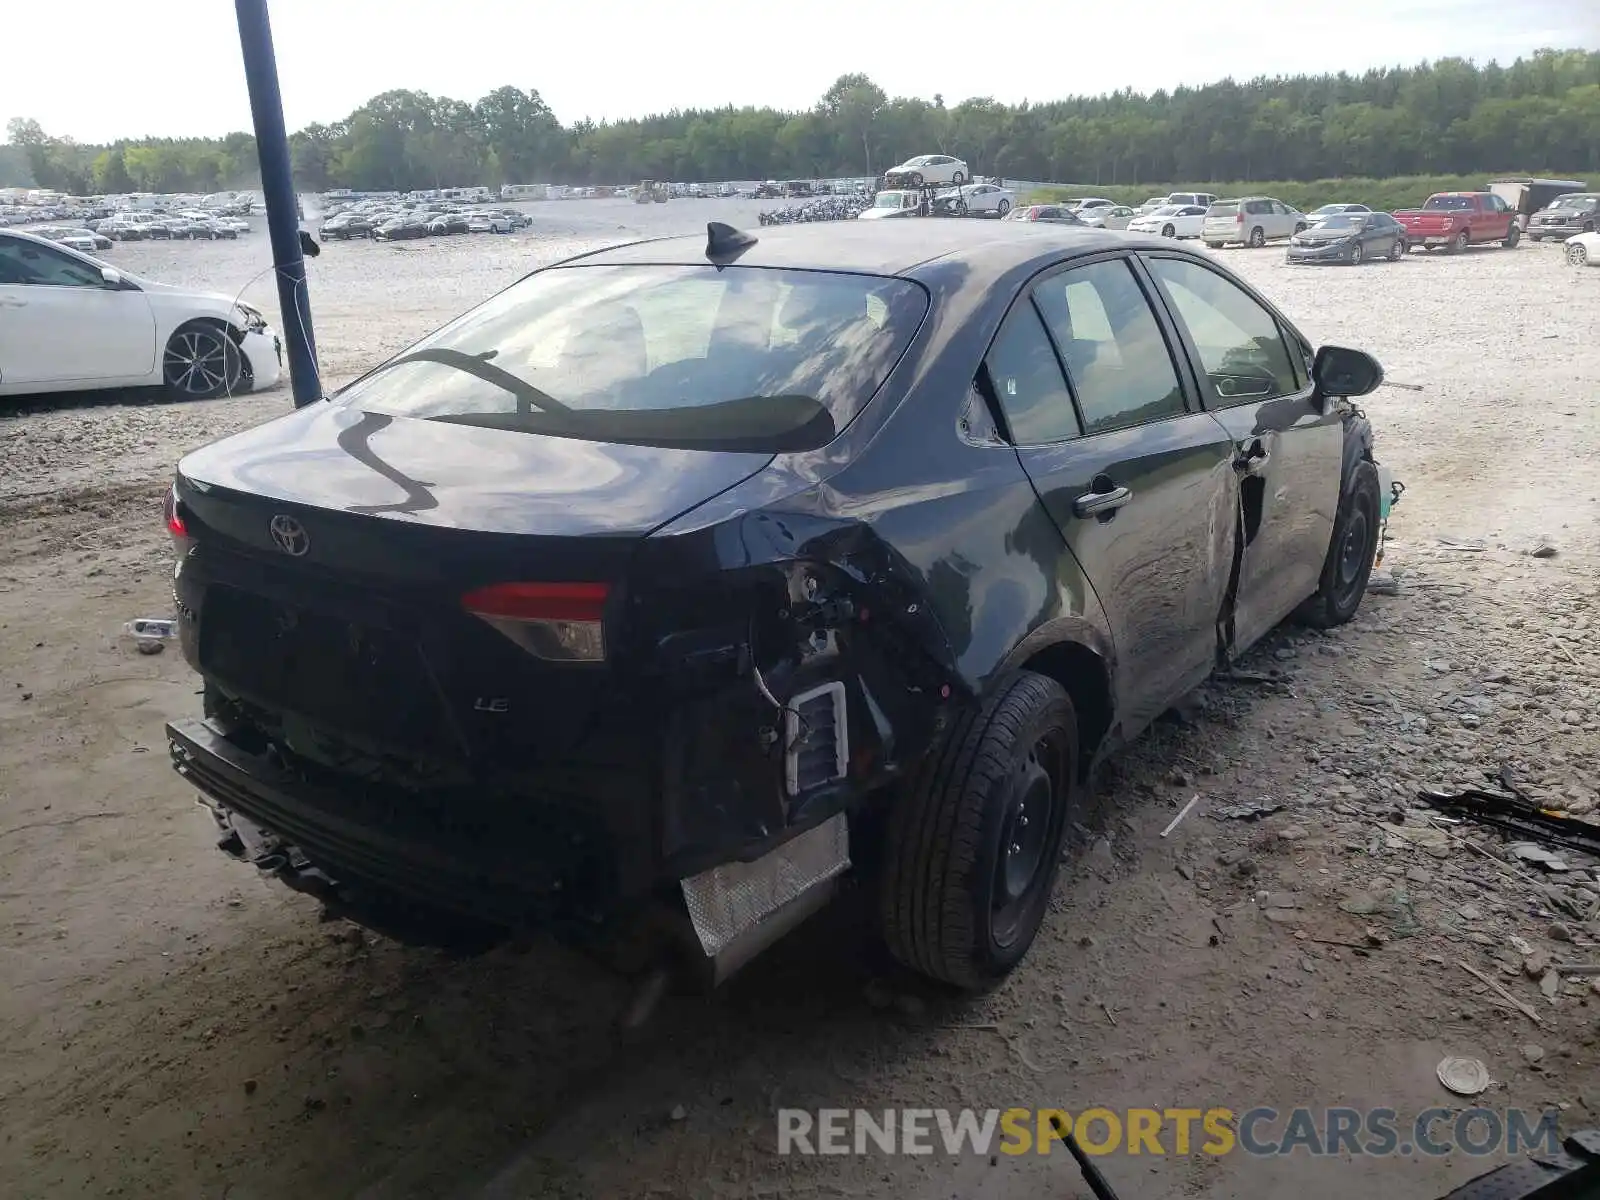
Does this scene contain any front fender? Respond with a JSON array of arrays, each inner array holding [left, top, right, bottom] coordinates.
[[1339, 409, 1375, 495]]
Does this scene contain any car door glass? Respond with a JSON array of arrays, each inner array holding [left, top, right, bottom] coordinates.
[[0, 237, 105, 287], [1146, 257, 1300, 406], [1033, 259, 1186, 435], [983, 302, 1078, 444]]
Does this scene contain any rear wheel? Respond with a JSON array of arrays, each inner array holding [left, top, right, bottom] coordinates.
[[1248, 226, 1265, 248], [1161, 224, 1175, 238], [1296, 460, 1381, 629], [1388, 236, 1405, 261], [879, 672, 1077, 990], [1502, 224, 1521, 249], [1452, 229, 1470, 253], [162, 323, 243, 401], [951, 171, 966, 186], [909, 172, 924, 187], [1568, 242, 1589, 267], [995, 199, 1011, 218]]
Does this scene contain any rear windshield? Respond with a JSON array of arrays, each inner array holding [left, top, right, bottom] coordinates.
[[336, 264, 928, 453], [1207, 202, 1240, 216], [1423, 195, 1474, 210]]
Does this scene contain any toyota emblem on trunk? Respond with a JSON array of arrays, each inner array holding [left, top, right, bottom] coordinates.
[[269, 514, 310, 556]]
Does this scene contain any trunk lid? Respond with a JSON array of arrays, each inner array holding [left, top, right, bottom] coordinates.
[[174, 403, 772, 766]]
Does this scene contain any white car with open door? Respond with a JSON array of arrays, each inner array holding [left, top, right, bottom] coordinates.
[[0, 229, 282, 401], [1566, 230, 1600, 267]]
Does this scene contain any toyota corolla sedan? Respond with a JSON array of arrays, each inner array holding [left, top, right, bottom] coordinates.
[[163, 220, 1388, 990]]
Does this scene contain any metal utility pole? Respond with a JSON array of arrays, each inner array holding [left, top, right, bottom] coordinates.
[[234, 0, 320, 407]]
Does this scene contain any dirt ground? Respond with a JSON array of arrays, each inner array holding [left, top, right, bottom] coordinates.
[[1, 203, 1597, 1200]]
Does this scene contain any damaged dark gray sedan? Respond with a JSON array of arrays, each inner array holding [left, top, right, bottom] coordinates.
[[164, 220, 1387, 990]]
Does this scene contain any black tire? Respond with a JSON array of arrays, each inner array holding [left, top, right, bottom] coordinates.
[[1349, 241, 1364, 265], [1389, 236, 1406, 261], [162, 323, 243, 401], [996, 199, 1011, 217], [880, 671, 1077, 990], [1205, 241, 1223, 249], [1452, 229, 1470, 253], [1528, 234, 1543, 242], [1502, 223, 1520, 249], [951, 172, 966, 186], [1296, 459, 1381, 629], [1161, 224, 1175, 238], [1248, 225, 1265, 248], [909, 172, 923, 187]]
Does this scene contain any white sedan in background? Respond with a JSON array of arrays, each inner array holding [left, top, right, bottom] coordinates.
[[934, 182, 1014, 216], [0, 229, 282, 401], [1566, 230, 1600, 267], [883, 154, 969, 186], [1126, 204, 1208, 238], [1076, 204, 1136, 230]]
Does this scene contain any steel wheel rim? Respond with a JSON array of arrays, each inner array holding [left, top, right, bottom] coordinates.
[[991, 732, 1063, 947], [163, 330, 230, 396], [1335, 500, 1374, 603]]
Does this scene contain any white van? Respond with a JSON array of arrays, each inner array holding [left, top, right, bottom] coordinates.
[[1166, 192, 1218, 209]]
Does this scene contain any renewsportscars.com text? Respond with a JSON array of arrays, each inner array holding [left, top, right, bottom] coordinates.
[[777, 1107, 1561, 1158]]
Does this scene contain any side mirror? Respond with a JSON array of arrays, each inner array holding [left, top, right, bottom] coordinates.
[[100, 266, 123, 287], [1313, 345, 1383, 398]]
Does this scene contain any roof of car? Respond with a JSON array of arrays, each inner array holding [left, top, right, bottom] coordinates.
[[561, 221, 1153, 279]]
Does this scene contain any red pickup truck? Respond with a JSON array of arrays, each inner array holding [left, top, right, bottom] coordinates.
[[1392, 192, 1520, 253]]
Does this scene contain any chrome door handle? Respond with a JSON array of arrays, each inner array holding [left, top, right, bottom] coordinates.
[[1072, 485, 1132, 518]]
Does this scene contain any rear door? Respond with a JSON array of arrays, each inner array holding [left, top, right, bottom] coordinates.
[[989, 254, 1237, 733], [1142, 254, 1341, 656]]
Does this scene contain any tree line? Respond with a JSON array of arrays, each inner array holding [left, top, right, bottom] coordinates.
[[6, 49, 1598, 196]]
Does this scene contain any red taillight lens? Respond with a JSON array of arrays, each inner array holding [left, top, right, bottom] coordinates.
[[1236, 212, 1245, 224], [163, 485, 188, 539], [461, 582, 609, 662], [461, 582, 609, 621]]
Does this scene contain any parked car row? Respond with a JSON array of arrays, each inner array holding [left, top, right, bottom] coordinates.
[[319, 200, 532, 242]]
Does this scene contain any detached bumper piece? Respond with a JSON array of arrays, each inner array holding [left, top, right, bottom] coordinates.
[[167, 717, 620, 944], [1439, 1129, 1599, 1200], [680, 812, 850, 983]]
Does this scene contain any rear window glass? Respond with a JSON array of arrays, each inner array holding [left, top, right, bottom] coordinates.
[[336, 264, 928, 453], [1207, 203, 1239, 216], [1423, 195, 1474, 210]]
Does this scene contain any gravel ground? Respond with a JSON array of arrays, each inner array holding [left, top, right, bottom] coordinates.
[[1, 203, 1597, 1200]]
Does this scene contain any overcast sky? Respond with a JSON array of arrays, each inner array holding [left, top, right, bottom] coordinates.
[[3, 0, 1596, 142]]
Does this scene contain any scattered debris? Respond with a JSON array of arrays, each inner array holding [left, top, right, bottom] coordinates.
[[1520, 1044, 1545, 1064], [1159, 795, 1200, 838], [1522, 536, 1558, 559], [1437, 1056, 1491, 1096], [1215, 799, 1285, 821], [1418, 784, 1600, 857], [669, 1104, 687, 1123], [1510, 844, 1571, 872], [1551, 962, 1600, 976], [1539, 970, 1561, 1000], [1458, 961, 1543, 1027], [1367, 570, 1402, 596], [1436, 536, 1486, 553]]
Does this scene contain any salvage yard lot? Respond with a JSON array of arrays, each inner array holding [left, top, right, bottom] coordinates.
[[1, 200, 1597, 1199]]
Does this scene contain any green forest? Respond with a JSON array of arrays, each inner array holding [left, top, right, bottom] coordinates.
[[5, 49, 1598, 196]]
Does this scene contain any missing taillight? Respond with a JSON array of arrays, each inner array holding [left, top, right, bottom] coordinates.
[[461, 582, 609, 662]]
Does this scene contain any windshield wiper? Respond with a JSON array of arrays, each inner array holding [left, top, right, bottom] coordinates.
[[385, 347, 572, 416]]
